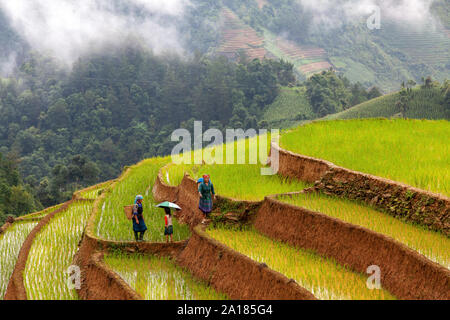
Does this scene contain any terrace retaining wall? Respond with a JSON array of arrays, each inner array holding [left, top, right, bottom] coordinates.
[[73, 231, 187, 300], [274, 143, 450, 235], [254, 196, 450, 300], [74, 164, 190, 300], [72, 180, 115, 201], [0, 201, 68, 236], [159, 166, 450, 300], [273, 142, 333, 183], [3, 179, 121, 300], [154, 172, 263, 227], [4, 200, 77, 300], [0, 220, 13, 236], [154, 172, 316, 299], [152, 171, 179, 203], [177, 226, 316, 300]]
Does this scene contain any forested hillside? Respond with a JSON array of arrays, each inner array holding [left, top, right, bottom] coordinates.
[[218, 0, 450, 91], [0, 0, 448, 215], [0, 152, 39, 224], [0, 48, 297, 208], [1, 0, 448, 91]]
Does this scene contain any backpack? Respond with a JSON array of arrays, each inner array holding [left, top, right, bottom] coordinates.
[[124, 204, 137, 220]]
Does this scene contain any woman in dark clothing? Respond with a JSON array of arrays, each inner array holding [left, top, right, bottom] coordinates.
[[132, 195, 147, 241], [198, 174, 215, 222]]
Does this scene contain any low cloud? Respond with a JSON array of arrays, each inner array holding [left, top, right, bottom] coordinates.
[[0, 53, 17, 77], [0, 0, 191, 67], [298, 0, 436, 30]]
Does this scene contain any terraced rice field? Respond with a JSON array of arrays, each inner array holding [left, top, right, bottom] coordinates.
[[280, 192, 450, 268], [17, 204, 64, 221], [0, 221, 38, 299], [105, 253, 228, 300], [207, 226, 395, 300], [3, 117, 447, 301], [78, 181, 111, 200], [275, 37, 328, 61], [298, 61, 333, 75], [381, 21, 450, 65], [24, 201, 93, 300], [274, 36, 332, 76], [281, 119, 450, 196], [324, 87, 448, 120], [263, 32, 332, 78], [164, 136, 311, 200], [216, 8, 268, 60], [166, 163, 310, 201], [95, 158, 190, 242], [262, 86, 314, 127]]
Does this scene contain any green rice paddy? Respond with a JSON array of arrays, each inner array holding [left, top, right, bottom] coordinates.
[[207, 226, 395, 300], [104, 252, 227, 300], [95, 158, 190, 242], [280, 192, 450, 268], [281, 119, 450, 196]]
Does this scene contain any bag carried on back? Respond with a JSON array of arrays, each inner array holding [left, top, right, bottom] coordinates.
[[124, 204, 138, 220]]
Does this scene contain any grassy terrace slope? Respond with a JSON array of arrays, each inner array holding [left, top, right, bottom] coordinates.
[[95, 158, 190, 242], [281, 119, 450, 196], [24, 201, 93, 300], [280, 193, 449, 268], [324, 87, 449, 120], [78, 181, 113, 200], [105, 253, 227, 300], [263, 31, 332, 78], [207, 226, 395, 300], [166, 163, 310, 201], [0, 221, 37, 299], [261, 87, 315, 128], [216, 8, 268, 60], [164, 136, 311, 201]]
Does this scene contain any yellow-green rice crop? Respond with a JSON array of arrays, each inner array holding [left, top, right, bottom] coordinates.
[[95, 158, 190, 242], [280, 193, 450, 268], [165, 135, 311, 200], [18, 203, 64, 221], [207, 226, 396, 300], [166, 163, 311, 201], [78, 181, 112, 200], [0, 221, 37, 299], [104, 252, 228, 300], [281, 119, 450, 196], [24, 201, 93, 300]]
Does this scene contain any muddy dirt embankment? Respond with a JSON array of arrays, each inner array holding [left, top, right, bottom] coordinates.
[[274, 143, 450, 235], [4, 200, 76, 300], [153, 172, 202, 225], [152, 171, 178, 203], [157, 164, 449, 300], [74, 167, 188, 300], [0, 221, 13, 236], [77, 165, 316, 300], [73, 229, 187, 300], [153, 171, 317, 300], [154, 172, 262, 227], [254, 196, 450, 300], [177, 226, 315, 300]]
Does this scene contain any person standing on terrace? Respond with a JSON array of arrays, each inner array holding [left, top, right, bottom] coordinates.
[[132, 195, 147, 242], [164, 207, 174, 243], [198, 174, 215, 223]]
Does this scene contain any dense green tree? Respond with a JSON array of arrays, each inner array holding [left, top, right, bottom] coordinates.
[[0, 46, 398, 208], [0, 152, 39, 223]]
